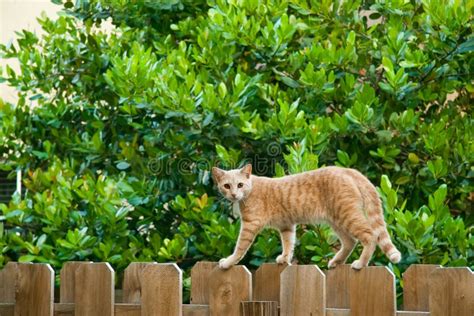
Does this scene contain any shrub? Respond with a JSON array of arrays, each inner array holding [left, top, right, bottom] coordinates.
[[0, 0, 472, 300]]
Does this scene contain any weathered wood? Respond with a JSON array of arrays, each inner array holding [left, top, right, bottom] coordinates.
[[280, 265, 326, 316], [190, 261, 218, 304], [429, 267, 474, 316], [0, 303, 14, 316], [141, 263, 182, 316], [74, 263, 114, 316], [349, 266, 396, 316], [326, 264, 351, 308], [0, 262, 17, 304], [122, 262, 156, 304], [253, 263, 287, 302], [241, 301, 278, 316], [403, 264, 440, 311], [115, 303, 140, 316], [325, 308, 430, 316], [15, 263, 54, 316], [209, 266, 252, 316], [183, 304, 210, 316], [59, 261, 92, 303]]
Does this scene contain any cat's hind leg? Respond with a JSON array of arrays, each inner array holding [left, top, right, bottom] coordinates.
[[328, 227, 356, 268], [276, 225, 296, 264], [347, 220, 377, 270]]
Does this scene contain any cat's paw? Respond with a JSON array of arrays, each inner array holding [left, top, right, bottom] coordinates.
[[328, 258, 341, 269], [276, 254, 291, 264], [350, 260, 365, 270], [218, 257, 234, 269]]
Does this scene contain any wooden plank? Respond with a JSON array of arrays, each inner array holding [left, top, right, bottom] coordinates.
[[403, 264, 440, 311], [115, 303, 140, 316], [326, 309, 430, 316], [74, 263, 114, 316], [280, 265, 326, 316], [349, 266, 396, 316], [122, 262, 156, 304], [52, 303, 210, 316], [141, 263, 182, 316], [59, 261, 92, 303], [15, 263, 54, 316], [0, 303, 15, 316], [0, 262, 18, 304], [326, 264, 351, 308], [183, 304, 210, 316], [429, 267, 474, 316], [190, 261, 218, 304], [241, 301, 278, 316], [209, 265, 252, 316], [253, 263, 287, 302]]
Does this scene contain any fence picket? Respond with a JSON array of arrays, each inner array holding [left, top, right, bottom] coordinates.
[[59, 261, 92, 303], [402, 264, 440, 311], [74, 262, 114, 316], [253, 263, 287, 302], [280, 265, 326, 316], [209, 265, 252, 316], [0, 262, 17, 304], [190, 261, 218, 304], [429, 267, 474, 316], [326, 264, 351, 308], [15, 263, 54, 316], [141, 263, 182, 316], [349, 266, 396, 316], [122, 262, 156, 304], [241, 301, 278, 316]]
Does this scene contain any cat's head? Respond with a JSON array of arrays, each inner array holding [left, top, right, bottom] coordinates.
[[212, 164, 253, 202]]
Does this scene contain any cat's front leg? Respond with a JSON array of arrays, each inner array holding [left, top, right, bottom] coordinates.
[[276, 225, 296, 264], [218, 220, 262, 269]]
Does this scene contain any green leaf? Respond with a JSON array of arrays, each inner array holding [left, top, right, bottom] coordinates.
[[456, 37, 474, 54], [116, 161, 131, 170]]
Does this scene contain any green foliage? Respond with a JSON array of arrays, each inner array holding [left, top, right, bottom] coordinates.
[[0, 0, 473, 300]]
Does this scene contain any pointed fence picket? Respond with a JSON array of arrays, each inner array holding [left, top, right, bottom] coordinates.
[[0, 261, 472, 316]]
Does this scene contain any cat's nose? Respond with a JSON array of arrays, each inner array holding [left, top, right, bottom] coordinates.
[[231, 193, 237, 198]]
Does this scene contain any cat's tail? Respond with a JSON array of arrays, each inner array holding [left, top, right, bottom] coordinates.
[[366, 190, 402, 264]]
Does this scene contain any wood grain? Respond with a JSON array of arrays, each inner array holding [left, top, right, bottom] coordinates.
[[402, 264, 440, 311], [209, 265, 252, 316], [253, 263, 287, 302], [59, 261, 92, 303], [0, 262, 18, 304], [15, 263, 54, 316], [122, 262, 156, 304], [429, 267, 474, 316], [183, 304, 210, 316], [280, 265, 326, 316], [325, 264, 351, 308], [141, 263, 182, 316], [241, 301, 278, 316], [349, 266, 396, 316], [325, 308, 430, 316], [74, 262, 114, 316], [190, 261, 218, 304]]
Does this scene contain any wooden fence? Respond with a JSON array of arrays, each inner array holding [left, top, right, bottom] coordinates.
[[0, 261, 473, 316]]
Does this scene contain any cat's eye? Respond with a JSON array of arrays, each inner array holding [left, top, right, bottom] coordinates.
[[237, 183, 244, 188], [223, 184, 231, 189]]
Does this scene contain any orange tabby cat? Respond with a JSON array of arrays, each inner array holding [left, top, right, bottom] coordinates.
[[212, 164, 401, 270]]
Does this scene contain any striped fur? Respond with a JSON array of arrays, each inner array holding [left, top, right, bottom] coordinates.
[[212, 165, 401, 270]]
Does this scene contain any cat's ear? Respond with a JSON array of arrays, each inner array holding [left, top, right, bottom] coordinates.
[[211, 167, 225, 182], [240, 164, 252, 178]]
